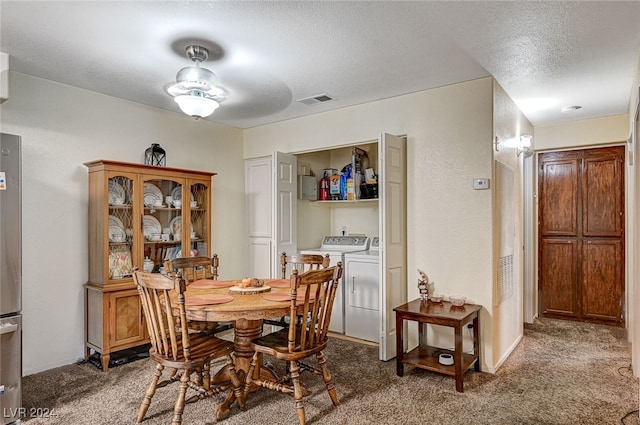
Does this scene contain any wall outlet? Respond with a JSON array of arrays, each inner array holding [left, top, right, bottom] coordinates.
[[341, 225, 347, 236]]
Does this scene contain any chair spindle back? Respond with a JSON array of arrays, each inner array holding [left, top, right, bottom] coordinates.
[[280, 252, 330, 279], [166, 255, 219, 282], [134, 270, 190, 362], [287, 263, 342, 352]]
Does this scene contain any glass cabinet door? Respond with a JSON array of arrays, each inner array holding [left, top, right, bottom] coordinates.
[[107, 174, 134, 282], [189, 181, 210, 258], [141, 176, 186, 272]]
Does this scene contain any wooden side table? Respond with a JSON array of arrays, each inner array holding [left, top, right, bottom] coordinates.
[[394, 299, 481, 392]]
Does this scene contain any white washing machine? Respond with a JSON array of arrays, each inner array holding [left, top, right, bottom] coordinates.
[[300, 235, 370, 334], [344, 237, 380, 343]]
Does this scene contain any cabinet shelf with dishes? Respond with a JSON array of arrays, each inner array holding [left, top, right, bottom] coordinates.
[[83, 159, 216, 371]]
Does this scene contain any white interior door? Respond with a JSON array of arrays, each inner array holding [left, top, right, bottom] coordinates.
[[379, 133, 407, 361], [272, 151, 297, 276], [248, 239, 272, 279], [245, 157, 273, 277]]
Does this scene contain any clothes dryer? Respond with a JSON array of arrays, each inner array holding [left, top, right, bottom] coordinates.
[[344, 237, 380, 342], [300, 236, 370, 334]]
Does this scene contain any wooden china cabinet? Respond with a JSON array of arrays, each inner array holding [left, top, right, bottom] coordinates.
[[83, 160, 215, 371]]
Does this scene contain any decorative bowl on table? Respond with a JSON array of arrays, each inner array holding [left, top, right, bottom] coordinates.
[[429, 294, 443, 303], [229, 278, 270, 294], [449, 295, 466, 307]]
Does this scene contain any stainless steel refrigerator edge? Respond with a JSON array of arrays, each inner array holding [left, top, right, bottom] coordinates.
[[0, 133, 22, 425]]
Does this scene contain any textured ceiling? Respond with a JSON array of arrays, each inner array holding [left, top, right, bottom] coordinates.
[[1, 1, 639, 129]]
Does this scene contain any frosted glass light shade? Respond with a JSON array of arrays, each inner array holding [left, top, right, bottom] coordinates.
[[517, 134, 534, 157], [174, 94, 219, 118], [520, 134, 532, 148]]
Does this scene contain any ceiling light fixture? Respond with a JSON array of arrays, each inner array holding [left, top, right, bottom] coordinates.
[[165, 45, 225, 119]]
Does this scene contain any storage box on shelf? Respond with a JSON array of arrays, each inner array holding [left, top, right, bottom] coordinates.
[[83, 159, 215, 371]]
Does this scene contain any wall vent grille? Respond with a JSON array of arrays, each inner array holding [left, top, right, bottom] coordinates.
[[497, 254, 514, 305]]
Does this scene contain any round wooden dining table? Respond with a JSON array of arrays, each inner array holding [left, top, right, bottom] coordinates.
[[177, 278, 297, 419]]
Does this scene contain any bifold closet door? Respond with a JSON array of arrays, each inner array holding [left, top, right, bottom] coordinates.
[[538, 146, 624, 326]]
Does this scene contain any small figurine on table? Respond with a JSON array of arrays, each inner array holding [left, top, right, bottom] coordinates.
[[417, 269, 429, 301]]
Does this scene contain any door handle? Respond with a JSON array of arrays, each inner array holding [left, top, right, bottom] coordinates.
[[0, 323, 18, 335], [352, 277, 355, 293]]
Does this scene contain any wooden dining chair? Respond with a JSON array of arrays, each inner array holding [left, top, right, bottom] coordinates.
[[165, 255, 232, 335], [242, 263, 343, 425], [264, 252, 331, 330], [165, 254, 219, 281], [133, 270, 243, 425], [280, 252, 330, 278]]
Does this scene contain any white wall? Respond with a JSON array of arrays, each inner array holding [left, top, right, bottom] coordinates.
[[245, 78, 498, 370], [0, 72, 245, 375]]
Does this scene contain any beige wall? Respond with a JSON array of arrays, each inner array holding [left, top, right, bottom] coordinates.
[[492, 81, 533, 368], [0, 72, 245, 375], [245, 78, 503, 370], [534, 114, 628, 151]]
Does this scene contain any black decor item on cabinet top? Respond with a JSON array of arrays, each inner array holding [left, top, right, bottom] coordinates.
[[144, 143, 166, 166]]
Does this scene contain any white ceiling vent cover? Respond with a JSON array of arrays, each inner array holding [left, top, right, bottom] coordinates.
[[296, 93, 334, 105]]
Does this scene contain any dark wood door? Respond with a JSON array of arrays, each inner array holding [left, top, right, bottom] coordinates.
[[538, 146, 625, 326]]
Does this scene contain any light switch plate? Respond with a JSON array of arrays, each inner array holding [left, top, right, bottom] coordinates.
[[473, 178, 490, 190]]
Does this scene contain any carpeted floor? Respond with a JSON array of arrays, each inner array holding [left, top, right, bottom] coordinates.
[[20, 318, 639, 424]]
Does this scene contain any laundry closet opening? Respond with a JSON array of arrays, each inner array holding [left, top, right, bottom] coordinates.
[[244, 134, 407, 360]]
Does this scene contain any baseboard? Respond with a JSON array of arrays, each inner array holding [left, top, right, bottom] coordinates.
[[23, 356, 81, 377], [524, 313, 539, 325], [488, 333, 524, 373], [328, 332, 379, 347]]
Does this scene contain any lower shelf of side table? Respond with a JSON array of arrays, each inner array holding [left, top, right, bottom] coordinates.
[[402, 345, 478, 376]]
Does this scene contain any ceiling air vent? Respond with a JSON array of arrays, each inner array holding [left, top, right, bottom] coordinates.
[[296, 93, 334, 105]]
